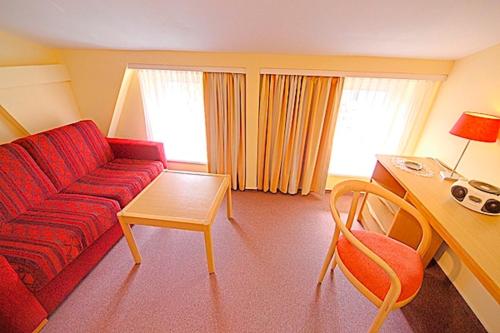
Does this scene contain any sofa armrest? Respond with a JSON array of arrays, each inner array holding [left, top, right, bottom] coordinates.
[[107, 138, 167, 168], [0, 255, 48, 333]]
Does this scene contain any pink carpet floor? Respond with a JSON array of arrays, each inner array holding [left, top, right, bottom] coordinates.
[[44, 190, 485, 332]]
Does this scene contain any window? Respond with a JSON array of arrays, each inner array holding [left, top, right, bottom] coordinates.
[[329, 77, 438, 177], [138, 69, 207, 164]]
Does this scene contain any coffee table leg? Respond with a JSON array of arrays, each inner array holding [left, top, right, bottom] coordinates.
[[204, 228, 215, 274], [119, 219, 142, 264], [226, 184, 233, 219]]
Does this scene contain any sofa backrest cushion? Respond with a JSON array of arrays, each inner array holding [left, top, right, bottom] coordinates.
[[15, 120, 114, 191], [0, 144, 57, 223]]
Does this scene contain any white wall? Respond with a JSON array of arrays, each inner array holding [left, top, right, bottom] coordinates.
[[416, 44, 500, 332], [0, 65, 81, 142], [0, 31, 82, 143]]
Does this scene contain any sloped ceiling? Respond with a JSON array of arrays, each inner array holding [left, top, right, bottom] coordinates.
[[0, 0, 499, 59]]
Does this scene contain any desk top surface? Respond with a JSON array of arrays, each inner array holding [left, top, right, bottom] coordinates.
[[376, 155, 499, 302]]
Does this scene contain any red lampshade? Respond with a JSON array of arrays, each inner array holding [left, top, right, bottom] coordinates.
[[450, 111, 500, 142]]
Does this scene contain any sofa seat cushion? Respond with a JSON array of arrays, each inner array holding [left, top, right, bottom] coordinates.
[[14, 120, 114, 191], [0, 144, 57, 223], [0, 193, 120, 292], [63, 159, 163, 207], [103, 158, 164, 180]]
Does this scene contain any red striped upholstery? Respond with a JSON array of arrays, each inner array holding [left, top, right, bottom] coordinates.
[[0, 144, 57, 223], [1, 122, 169, 332], [0, 255, 48, 333], [14, 120, 114, 191], [0, 193, 120, 292], [63, 159, 163, 207], [107, 138, 168, 168], [103, 158, 164, 180]]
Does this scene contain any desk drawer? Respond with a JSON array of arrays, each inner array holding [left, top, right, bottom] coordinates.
[[372, 161, 406, 197]]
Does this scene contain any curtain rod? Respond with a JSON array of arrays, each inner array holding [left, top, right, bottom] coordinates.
[[126, 64, 446, 80], [128, 63, 246, 74], [260, 68, 447, 81]]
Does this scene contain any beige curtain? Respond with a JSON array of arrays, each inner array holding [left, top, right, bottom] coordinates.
[[257, 74, 343, 195], [203, 72, 246, 190]]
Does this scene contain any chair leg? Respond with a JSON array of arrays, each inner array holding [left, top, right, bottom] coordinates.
[[318, 226, 341, 284], [369, 288, 399, 333], [368, 267, 401, 333], [368, 305, 392, 333], [331, 252, 338, 272]]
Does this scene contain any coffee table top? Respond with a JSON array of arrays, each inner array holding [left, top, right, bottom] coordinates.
[[119, 170, 230, 225]]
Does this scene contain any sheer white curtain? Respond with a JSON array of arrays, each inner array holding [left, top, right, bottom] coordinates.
[[138, 69, 207, 164], [329, 77, 439, 177]]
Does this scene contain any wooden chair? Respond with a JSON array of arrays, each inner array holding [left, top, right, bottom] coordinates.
[[318, 180, 431, 333]]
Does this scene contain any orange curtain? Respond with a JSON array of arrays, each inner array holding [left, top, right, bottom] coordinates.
[[203, 72, 246, 190], [257, 74, 343, 195]]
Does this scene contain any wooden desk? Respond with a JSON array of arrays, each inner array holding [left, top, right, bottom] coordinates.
[[359, 155, 500, 303]]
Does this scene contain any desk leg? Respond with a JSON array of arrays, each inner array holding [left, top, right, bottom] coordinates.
[[119, 218, 142, 264], [422, 228, 443, 267], [226, 184, 233, 219], [204, 227, 215, 274]]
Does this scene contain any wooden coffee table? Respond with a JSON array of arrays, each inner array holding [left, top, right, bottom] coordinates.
[[118, 170, 232, 274]]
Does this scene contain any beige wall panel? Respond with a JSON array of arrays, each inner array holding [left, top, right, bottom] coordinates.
[[0, 31, 64, 142], [115, 70, 147, 139], [60, 49, 453, 189], [0, 80, 81, 137], [0, 30, 59, 66], [416, 44, 500, 185]]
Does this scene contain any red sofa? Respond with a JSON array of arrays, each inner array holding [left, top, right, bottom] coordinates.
[[0, 120, 167, 333]]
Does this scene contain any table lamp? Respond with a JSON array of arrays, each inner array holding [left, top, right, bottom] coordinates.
[[440, 111, 500, 180]]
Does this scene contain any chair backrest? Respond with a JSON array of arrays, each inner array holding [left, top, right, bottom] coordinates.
[[330, 180, 431, 258]]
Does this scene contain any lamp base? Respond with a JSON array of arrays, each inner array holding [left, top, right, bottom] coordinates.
[[440, 170, 461, 181]]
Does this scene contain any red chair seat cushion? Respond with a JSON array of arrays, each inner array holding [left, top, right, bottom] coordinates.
[[62, 159, 163, 207], [0, 193, 120, 292], [337, 230, 424, 302]]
